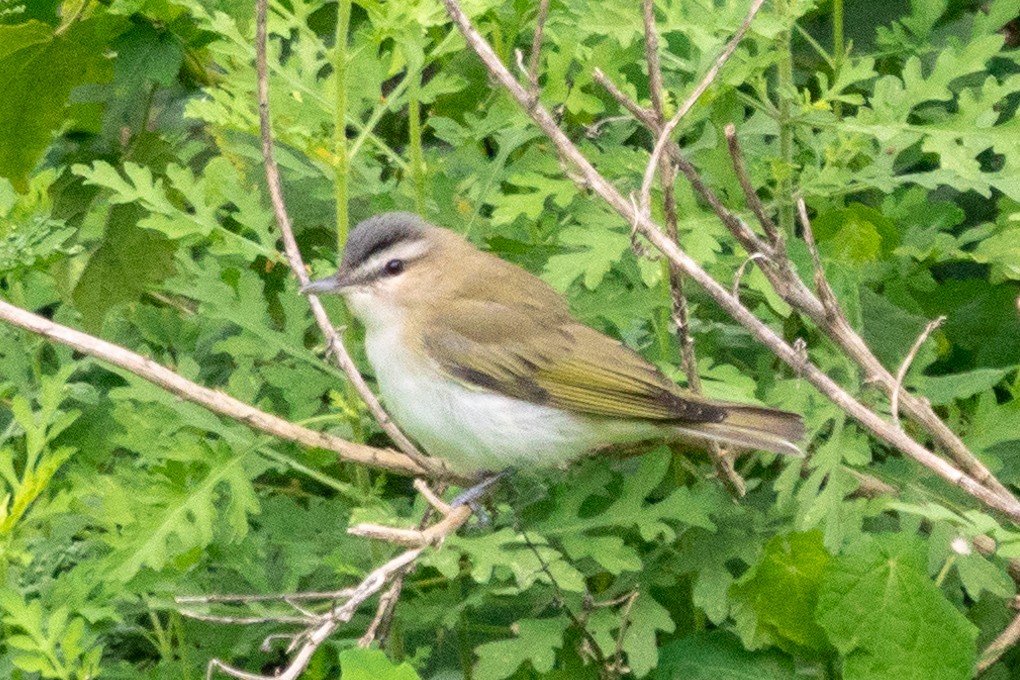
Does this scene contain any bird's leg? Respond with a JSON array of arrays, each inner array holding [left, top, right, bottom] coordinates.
[[450, 469, 513, 521]]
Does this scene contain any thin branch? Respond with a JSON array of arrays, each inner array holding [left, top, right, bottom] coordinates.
[[642, 0, 666, 122], [592, 69, 658, 128], [439, 0, 1020, 524], [526, 0, 550, 97], [0, 300, 429, 478], [609, 591, 641, 678], [732, 253, 769, 297], [724, 124, 782, 247], [255, 0, 434, 472], [891, 316, 946, 429], [638, 0, 767, 219], [358, 577, 405, 647], [640, 0, 743, 497], [598, 16, 1000, 508], [795, 199, 842, 319], [977, 597, 1020, 674], [191, 480, 473, 679]]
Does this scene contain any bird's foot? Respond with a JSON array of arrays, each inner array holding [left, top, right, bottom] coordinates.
[[451, 469, 512, 524]]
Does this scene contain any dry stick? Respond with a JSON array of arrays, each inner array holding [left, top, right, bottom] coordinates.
[[190, 483, 473, 680], [641, 0, 744, 498], [724, 124, 783, 247], [0, 299, 427, 477], [978, 599, 1020, 674], [796, 198, 852, 319], [890, 316, 946, 430], [601, 43, 1016, 515], [254, 0, 435, 473], [526, 0, 550, 96], [732, 253, 769, 297], [641, 0, 666, 123], [638, 0, 767, 219], [439, 0, 1020, 524], [358, 577, 406, 648], [357, 479, 451, 648], [722, 131, 1011, 503]]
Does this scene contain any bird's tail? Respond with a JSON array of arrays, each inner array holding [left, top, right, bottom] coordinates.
[[674, 404, 805, 457]]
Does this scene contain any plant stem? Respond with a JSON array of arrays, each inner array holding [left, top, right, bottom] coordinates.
[[832, 0, 844, 120], [775, 0, 795, 234], [334, 0, 352, 252], [407, 48, 427, 215]]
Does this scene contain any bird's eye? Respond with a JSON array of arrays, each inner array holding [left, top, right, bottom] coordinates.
[[383, 259, 404, 276]]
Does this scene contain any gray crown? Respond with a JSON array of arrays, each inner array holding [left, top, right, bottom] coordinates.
[[341, 212, 430, 272]]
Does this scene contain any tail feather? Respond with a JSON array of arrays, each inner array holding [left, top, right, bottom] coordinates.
[[674, 405, 805, 457]]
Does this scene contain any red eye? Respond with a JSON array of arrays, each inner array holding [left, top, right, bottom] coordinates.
[[384, 259, 404, 276]]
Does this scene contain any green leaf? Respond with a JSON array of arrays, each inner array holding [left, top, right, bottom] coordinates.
[[544, 223, 631, 291], [816, 534, 977, 680], [619, 594, 675, 677], [956, 552, 1015, 600], [730, 531, 832, 654], [813, 204, 899, 263], [658, 631, 798, 680], [0, 18, 124, 191], [473, 617, 570, 680], [72, 205, 177, 331], [338, 649, 422, 680], [912, 367, 1010, 406]]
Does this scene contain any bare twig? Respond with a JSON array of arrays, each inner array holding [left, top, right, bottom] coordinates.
[[795, 199, 842, 319], [724, 124, 782, 247], [439, 0, 1020, 523], [640, 0, 744, 497], [642, 0, 666, 123], [638, 0, 767, 219], [350, 500, 472, 548], [592, 69, 658, 128], [977, 597, 1020, 674], [358, 577, 406, 647], [526, 0, 550, 97], [255, 0, 435, 473], [596, 16, 1005, 507], [584, 115, 635, 138], [891, 316, 946, 429], [186, 480, 473, 679], [609, 591, 641, 677], [732, 253, 769, 297], [0, 299, 429, 478]]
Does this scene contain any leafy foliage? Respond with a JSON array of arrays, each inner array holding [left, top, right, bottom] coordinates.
[[0, 0, 1019, 678]]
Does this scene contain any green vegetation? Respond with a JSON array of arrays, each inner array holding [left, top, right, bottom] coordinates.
[[1, 0, 1019, 678]]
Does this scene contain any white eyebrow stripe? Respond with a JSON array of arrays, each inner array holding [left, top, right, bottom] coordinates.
[[352, 238, 430, 281]]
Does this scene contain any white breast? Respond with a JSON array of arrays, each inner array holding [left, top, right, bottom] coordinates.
[[362, 315, 655, 474]]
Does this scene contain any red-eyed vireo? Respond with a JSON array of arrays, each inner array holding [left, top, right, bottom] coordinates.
[[302, 213, 804, 475]]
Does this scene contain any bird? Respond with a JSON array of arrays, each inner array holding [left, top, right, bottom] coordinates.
[[302, 212, 804, 477]]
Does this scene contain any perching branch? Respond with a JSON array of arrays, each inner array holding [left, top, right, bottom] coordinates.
[[439, 0, 1020, 524]]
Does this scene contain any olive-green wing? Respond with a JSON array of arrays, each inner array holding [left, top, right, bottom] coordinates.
[[420, 298, 724, 424]]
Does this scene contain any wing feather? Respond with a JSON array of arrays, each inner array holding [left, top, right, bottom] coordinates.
[[421, 297, 724, 424]]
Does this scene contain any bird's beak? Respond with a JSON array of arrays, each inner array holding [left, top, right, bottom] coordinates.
[[300, 274, 347, 296]]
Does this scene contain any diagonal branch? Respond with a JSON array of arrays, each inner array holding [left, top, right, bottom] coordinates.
[[637, 0, 767, 219], [0, 299, 431, 478], [255, 0, 435, 473], [602, 53, 1010, 507], [641, 0, 744, 497], [180, 481, 472, 680], [439, 0, 1020, 524]]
